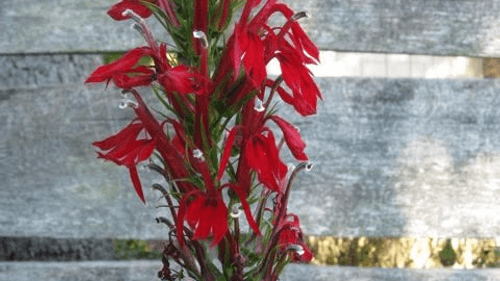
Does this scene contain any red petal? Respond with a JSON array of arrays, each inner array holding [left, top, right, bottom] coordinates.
[[244, 32, 266, 87], [113, 72, 153, 89], [217, 127, 238, 182], [92, 121, 143, 150], [265, 131, 288, 180], [291, 24, 320, 62], [107, 0, 153, 21], [186, 196, 204, 227], [245, 134, 281, 191], [136, 139, 156, 162], [229, 184, 261, 235], [128, 166, 146, 204], [193, 204, 213, 240], [276, 86, 295, 105], [177, 190, 199, 248], [210, 199, 228, 246], [271, 116, 308, 161], [85, 47, 152, 85]]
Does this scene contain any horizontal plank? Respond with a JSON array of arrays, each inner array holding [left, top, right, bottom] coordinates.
[[0, 237, 114, 261], [2, 262, 500, 281], [283, 264, 500, 281], [0, 54, 102, 89], [0, 261, 162, 281], [0, 85, 168, 239], [288, 0, 500, 57], [287, 77, 500, 237], [2, 0, 500, 57], [1, 0, 171, 54], [3, 75, 500, 239]]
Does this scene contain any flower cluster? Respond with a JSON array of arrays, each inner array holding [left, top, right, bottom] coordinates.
[[86, 0, 321, 280]]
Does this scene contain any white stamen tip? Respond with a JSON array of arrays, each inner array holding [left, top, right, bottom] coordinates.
[[305, 162, 313, 171], [192, 149, 204, 160], [122, 9, 142, 22], [254, 98, 265, 112], [121, 9, 132, 17], [230, 205, 242, 218], [193, 31, 208, 48], [288, 244, 305, 255], [119, 99, 138, 109]]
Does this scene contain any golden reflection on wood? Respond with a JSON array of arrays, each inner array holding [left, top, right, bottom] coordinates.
[[307, 236, 500, 269]]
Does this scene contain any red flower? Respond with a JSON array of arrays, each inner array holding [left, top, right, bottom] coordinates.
[[126, 89, 196, 194], [92, 119, 156, 204], [85, 47, 154, 89], [253, 2, 321, 116], [245, 128, 288, 192], [158, 64, 207, 96], [276, 214, 313, 263], [177, 163, 228, 247], [107, 0, 156, 21], [225, 0, 268, 88], [178, 190, 228, 247], [230, 23, 267, 88], [86, 43, 205, 96], [275, 43, 321, 116], [270, 115, 308, 161]]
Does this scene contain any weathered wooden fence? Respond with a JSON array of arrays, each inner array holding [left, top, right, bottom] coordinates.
[[2, 0, 500, 280]]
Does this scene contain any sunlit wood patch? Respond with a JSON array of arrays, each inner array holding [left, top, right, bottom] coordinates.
[[307, 236, 500, 269]]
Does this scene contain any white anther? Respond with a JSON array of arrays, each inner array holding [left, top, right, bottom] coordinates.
[[122, 9, 143, 23], [288, 244, 304, 255], [192, 149, 204, 160], [193, 31, 208, 49], [119, 99, 138, 109], [230, 205, 242, 218], [254, 98, 265, 112], [305, 162, 313, 172]]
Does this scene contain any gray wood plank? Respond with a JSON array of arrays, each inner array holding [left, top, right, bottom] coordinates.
[[282, 264, 500, 281], [285, 77, 500, 238], [0, 0, 171, 54], [3, 77, 500, 239], [2, 262, 500, 281], [0, 84, 168, 239], [287, 0, 500, 57], [3, 0, 500, 57], [0, 237, 114, 261], [0, 54, 102, 88]]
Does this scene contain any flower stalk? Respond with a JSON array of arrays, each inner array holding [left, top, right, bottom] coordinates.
[[86, 0, 321, 280]]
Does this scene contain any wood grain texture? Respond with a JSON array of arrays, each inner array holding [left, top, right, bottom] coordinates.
[[285, 0, 500, 57], [0, 54, 102, 88], [0, 0, 171, 54], [3, 75, 500, 239], [3, 0, 500, 56], [285, 77, 500, 237], [1, 262, 500, 281], [0, 237, 114, 261], [0, 84, 169, 239]]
